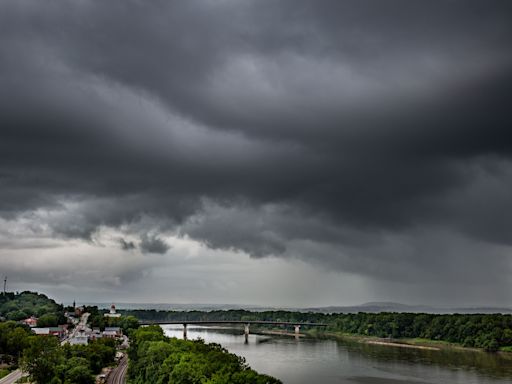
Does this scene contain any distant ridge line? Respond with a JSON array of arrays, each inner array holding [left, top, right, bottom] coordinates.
[[82, 301, 512, 314]]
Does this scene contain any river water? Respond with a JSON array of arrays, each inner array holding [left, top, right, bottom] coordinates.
[[161, 325, 512, 384]]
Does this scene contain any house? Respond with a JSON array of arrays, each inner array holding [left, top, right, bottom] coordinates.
[[90, 328, 103, 340], [48, 326, 66, 338], [32, 327, 50, 336], [22, 316, 38, 327], [69, 335, 88, 345], [32, 325, 67, 338], [103, 327, 122, 338]]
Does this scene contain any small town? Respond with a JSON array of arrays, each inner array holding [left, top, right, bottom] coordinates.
[[0, 292, 133, 384], [25, 304, 125, 345]]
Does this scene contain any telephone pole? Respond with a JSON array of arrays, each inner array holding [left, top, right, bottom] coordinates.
[[3, 276, 6, 295]]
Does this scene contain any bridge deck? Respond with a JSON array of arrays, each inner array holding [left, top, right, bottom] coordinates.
[[139, 320, 328, 326]]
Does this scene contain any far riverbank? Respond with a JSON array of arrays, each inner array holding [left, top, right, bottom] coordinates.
[[233, 326, 490, 353], [307, 331, 512, 356], [121, 309, 512, 353]]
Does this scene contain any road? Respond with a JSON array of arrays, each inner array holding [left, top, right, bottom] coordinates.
[[0, 370, 23, 384], [62, 312, 90, 345], [107, 355, 128, 384]]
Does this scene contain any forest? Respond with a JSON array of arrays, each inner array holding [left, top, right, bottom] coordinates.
[[21, 336, 117, 384], [128, 325, 281, 384], [120, 309, 512, 352]]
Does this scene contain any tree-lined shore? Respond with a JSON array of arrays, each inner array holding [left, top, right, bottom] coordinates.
[[119, 309, 512, 352]]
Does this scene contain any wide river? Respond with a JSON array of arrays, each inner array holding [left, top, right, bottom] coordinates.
[[161, 324, 512, 384]]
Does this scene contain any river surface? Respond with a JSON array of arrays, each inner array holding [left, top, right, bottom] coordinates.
[[161, 325, 512, 384]]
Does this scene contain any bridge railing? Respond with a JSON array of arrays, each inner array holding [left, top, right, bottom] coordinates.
[[138, 320, 328, 340], [138, 320, 328, 327]]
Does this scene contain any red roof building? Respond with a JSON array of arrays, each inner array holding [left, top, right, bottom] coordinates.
[[22, 316, 38, 327]]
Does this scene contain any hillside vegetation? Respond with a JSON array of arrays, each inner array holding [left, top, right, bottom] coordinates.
[[0, 291, 65, 326]]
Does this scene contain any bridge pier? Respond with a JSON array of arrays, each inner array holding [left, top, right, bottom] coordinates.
[[183, 324, 187, 340], [244, 323, 250, 343]]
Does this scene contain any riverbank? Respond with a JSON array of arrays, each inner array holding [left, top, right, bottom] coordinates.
[[366, 340, 440, 350], [315, 331, 502, 354], [248, 327, 477, 351], [247, 328, 445, 349], [162, 323, 512, 384], [176, 324, 511, 355]]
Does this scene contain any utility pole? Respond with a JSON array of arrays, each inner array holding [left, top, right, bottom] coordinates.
[[3, 276, 6, 295]]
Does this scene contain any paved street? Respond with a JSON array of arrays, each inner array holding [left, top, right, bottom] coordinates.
[[0, 370, 23, 384], [61, 312, 90, 345]]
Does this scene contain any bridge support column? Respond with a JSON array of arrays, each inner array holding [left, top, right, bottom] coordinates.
[[244, 324, 250, 343], [294, 325, 301, 339], [183, 324, 187, 340]]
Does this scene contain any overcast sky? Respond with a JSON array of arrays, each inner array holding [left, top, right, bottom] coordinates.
[[1, 0, 512, 307]]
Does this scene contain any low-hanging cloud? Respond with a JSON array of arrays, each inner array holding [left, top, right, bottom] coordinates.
[[119, 238, 136, 251], [139, 234, 170, 255]]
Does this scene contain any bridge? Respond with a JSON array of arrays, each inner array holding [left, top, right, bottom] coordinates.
[[139, 320, 328, 341]]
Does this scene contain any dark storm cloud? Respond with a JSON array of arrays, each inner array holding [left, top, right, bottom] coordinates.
[[139, 234, 170, 255], [119, 238, 136, 251], [1, 0, 512, 289]]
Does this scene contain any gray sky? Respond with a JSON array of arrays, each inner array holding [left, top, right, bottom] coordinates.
[[1, 0, 512, 307]]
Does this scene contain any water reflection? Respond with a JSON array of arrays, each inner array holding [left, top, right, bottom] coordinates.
[[162, 325, 512, 384]]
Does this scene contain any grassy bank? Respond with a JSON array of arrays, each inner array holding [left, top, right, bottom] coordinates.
[[0, 368, 11, 379], [304, 330, 509, 354]]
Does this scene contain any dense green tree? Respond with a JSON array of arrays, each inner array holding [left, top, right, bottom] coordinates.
[[62, 339, 116, 374], [0, 321, 31, 364], [127, 326, 281, 383], [37, 313, 59, 327], [64, 364, 94, 384], [16, 331, 116, 383], [21, 336, 63, 383]]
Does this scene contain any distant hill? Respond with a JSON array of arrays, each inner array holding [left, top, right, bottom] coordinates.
[[302, 302, 512, 314], [84, 302, 269, 312], [84, 301, 512, 314]]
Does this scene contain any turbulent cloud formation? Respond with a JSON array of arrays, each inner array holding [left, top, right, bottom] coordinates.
[[0, 1, 511, 304], [139, 234, 170, 255], [119, 238, 136, 251]]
